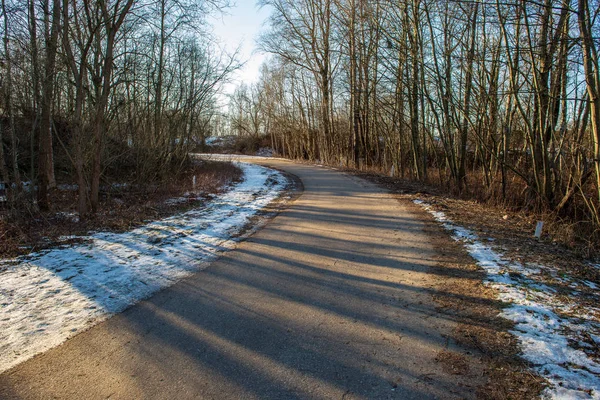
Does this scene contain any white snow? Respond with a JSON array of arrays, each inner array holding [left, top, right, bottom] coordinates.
[[0, 163, 287, 374], [204, 135, 235, 147], [414, 199, 600, 399], [197, 153, 286, 162], [204, 136, 221, 145], [57, 184, 78, 191], [256, 147, 273, 157], [54, 211, 80, 223]]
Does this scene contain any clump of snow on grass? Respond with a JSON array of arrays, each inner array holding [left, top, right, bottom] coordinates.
[[57, 183, 78, 191], [256, 147, 273, 157], [196, 153, 285, 162], [0, 163, 287, 374], [584, 280, 598, 290], [414, 199, 600, 399], [204, 135, 235, 147], [54, 211, 80, 223]]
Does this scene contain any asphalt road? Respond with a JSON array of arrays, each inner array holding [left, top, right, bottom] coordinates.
[[0, 159, 480, 399]]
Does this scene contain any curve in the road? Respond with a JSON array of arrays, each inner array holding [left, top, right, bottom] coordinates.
[[0, 160, 482, 399]]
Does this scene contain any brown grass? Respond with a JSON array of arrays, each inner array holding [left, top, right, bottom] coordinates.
[[0, 160, 242, 259], [359, 164, 600, 258], [436, 350, 471, 376]]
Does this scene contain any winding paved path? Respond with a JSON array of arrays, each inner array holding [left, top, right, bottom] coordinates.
[[0, 159, 480, 399]]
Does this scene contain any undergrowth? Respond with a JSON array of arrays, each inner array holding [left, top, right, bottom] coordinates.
[[0, 159, 242, 259]]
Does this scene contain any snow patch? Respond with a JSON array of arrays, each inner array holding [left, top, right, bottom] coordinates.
[[0, 163, 287, 374], [204, 135, 235, 147], [414, 199, 600, 399], [54, 212, 80, 223], [57, 184, 78, 191], [196, 153, 287, 162], [256, 147, 273, 157]]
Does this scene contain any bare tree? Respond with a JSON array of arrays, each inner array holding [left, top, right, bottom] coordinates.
[[36, 0, 61, 210], [250, 0, 599, 240], [2, 0, 20, 188], [578, 0, 600, 208]]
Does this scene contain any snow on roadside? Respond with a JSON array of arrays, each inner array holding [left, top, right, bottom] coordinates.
[[414, 199, 600, 399], [198, 153, 284, 161], [0, 163, 287, 374]]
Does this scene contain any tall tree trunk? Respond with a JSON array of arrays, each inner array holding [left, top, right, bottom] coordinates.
[[319, 0, 332, 164], [61, 0, 87, 216], [89, 0, 134, 213], [37, 0, 61, 210], [349, 0, 360, 168], [2, 0, 21, 188], [578, 0, 600, 205], [0, 122, 7, 184], [154, 0, 166, 142], [457, 0, 479, 192]]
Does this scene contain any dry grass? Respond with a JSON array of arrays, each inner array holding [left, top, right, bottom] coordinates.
[[330, 161, 600, 258], [0, 160, 242, 259], [435, 350, 471, 376], [350, 168, 599, 281]]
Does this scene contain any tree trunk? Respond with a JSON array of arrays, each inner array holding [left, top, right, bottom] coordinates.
[[37, 0, 61, 210], [578, 0, 600, 205], [2, 0, 21, 189], [457, 0, 478, 192], [89, 0, 134, 213]]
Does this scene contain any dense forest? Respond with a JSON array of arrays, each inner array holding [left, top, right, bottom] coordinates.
[[0, 0, 238, 216], [228, 0, 600, 250], [2, 0, 600, 250]]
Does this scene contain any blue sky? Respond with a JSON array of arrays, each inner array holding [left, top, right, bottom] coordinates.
[[211, 1, 271, 95]]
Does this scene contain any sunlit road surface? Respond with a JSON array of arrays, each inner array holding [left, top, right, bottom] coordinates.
[[0, 158, 480, 399]]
